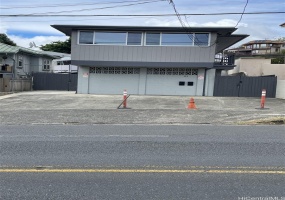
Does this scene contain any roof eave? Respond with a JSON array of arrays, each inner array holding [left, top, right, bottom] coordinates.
[[51, 24, 238, 36]]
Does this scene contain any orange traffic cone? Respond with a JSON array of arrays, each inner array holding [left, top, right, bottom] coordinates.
[[187, 98, 197, 109]]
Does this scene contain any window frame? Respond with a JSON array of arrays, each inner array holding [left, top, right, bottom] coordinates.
[[193, 33, 210, 46], [145, 32, 162, 46], [126, 32, 143, 46], [43, 59, 50, 71], [78, 30, 210, 47], [18, 55, 23, 68], [94, 31, 127, 45], [161, 33, 194, 46], [78, 31, 95, 45], [145, 32, 210, 47]]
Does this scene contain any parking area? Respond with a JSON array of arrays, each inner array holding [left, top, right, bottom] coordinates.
[[0, 91, 284, 125]]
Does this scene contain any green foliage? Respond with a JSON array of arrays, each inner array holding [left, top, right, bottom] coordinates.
[[271, 49, 285, 64], [40, 38, 71, 54], [0, 34, 17, 46]]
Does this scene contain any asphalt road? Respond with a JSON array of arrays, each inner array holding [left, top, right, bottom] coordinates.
[[1, 125, 285, 200]]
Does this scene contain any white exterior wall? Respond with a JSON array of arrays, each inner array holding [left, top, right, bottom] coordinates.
[[77, 66, 89, 94], [138, 68, 147, 95], [204, 69, 216, 96], [276, 80, 285, 99], [77, 66, 208, 96], [228, 58, 285, 79], [262, 64, 285, 80], [196, 69, 205, 96]]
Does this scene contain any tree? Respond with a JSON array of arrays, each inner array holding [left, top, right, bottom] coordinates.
[[40, 38, 71, 54], [0, 34, 17, 46]]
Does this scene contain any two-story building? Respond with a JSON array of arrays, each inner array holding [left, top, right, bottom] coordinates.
[[52, 25, 248, 96]]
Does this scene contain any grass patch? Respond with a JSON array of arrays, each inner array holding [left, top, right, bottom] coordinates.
[[238, 116, 285, 125]]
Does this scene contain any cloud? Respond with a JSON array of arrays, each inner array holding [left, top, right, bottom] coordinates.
[[144, 18, 248, 28], [4, 22, 63, 35], [8, 35, 68, 48], [202, 19, 247, 28]]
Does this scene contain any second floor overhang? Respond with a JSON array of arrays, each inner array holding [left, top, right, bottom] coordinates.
[[72, 55, 236, 70], [215, 34, 249, 53]]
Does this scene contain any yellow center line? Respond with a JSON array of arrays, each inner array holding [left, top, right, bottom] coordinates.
[[0, 169, 285, 174]]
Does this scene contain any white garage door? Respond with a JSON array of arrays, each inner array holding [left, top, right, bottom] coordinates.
[[88, 67, 140, 94], [146, 68, 198, 95]]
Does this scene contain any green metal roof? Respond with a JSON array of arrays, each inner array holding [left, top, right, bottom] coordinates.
[[0, 43, 58, 58], [0, 43, 20, 54]]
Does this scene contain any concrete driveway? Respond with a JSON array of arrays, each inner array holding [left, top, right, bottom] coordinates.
[[0, 91, 284, 125]]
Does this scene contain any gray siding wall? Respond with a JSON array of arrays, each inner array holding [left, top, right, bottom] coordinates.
[[30, 57, 39, 72], [71, 31, 217, 63]]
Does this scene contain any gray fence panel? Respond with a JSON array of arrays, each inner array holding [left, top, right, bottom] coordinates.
[[33, 73, 77, 91], [213, 76, 240, 97], [214, 76, 277, 97]]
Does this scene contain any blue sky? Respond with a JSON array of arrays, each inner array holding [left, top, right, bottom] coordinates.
[[1, 0, 284, 48]]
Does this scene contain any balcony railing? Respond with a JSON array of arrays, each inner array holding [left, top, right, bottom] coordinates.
[[214, 53, 235, 66]]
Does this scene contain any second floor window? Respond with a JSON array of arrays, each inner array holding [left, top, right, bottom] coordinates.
[[146, 33, 160, 45], [78, 31, 210, 46], [95, 32, 126, 45], [127, 32, 142, 45], [161, 33, 193, 46], [43, 60, 50, 70], [79, 31, 94, 44], [194, 33, 209, 46], [18, 55, 23, 68]]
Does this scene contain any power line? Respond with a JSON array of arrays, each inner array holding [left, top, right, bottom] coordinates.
[[1, 16, 158, 23], [0, 0, 159, 9], [7, 0, 165, 15], [235, 0, 249, 27], [167, 0, 215, 47], [2, 12, 283, 17]]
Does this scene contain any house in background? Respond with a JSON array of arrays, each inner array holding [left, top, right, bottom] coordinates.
[[52, 25, 248, 96], [224, 38, 285, 80], [227, 40, 285, 57], [0, 43, 58, 79], [0, 43, 63, 92]]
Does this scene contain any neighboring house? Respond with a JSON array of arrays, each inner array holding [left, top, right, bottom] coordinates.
[[52, 25, 248, 96], [280, 23, 285, 27], [227, 40, 285, 57], [52, 56, 78, 73], [0, 43, 58, 79], [34, 51, 78, 73]]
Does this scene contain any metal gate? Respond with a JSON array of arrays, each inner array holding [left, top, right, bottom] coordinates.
[[213, 76, 277, 97], [33, 73, 77, 91]]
